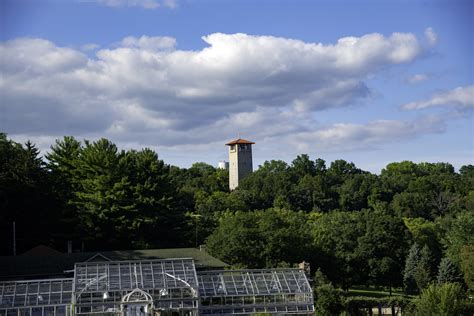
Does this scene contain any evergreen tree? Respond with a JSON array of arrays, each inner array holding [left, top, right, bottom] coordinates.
[[123, 148, 185, 248], [72, 138, 134, 249], [437, 257, 460, 284], [0, 135, 57, 254], [415, 245, 433, 292], [404, 243, 420, 294], [46, 136, 83, 246]]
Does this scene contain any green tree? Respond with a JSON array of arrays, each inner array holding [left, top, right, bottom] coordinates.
[[312, 211, 365, 290], [404, 243, 421, 294], [414, 245, 433, 292], [459, 165, 474, 177], [123, 148, 185, 248], [0, 134, 55, 254], [437, 257, 460, 284], [314, 158, 327, 175], [205, 211, 264, 267], [356, 209, 409, 293], [206, 209, 312, 268], [338, 173, 377, 211], [258, 209, 312, 267], [72, 138, 134, 248], [459, 244, 474, 291], [403, 217, 442, 264], [46, 136, 83, 245], [193, 190, 247, 244], [444, 211, 474, 264], [313, 268, 330, 288], [289, 174, 333, 212], [381, 160, 421, 194], [314, 283, 345, 316], [290, 154, 316, 178], [238, 160, 292, 210], [410, 282, 469, 316]]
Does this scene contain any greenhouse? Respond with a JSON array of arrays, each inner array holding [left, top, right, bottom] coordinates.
[[0, 278, 73, 316], [198, 269, 314, 315], [0, 258, 313, 316]]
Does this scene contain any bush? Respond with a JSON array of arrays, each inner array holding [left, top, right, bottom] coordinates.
[[314, 283, 345, 316], [409, 282, 470, 315]]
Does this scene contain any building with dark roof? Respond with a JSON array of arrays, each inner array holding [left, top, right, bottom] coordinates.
[[0, 247, 227, 282], [0, 247, 314, 315]]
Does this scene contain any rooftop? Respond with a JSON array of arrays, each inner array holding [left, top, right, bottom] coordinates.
[[0, 247, 227, 281], [225, 138, 255, 145]]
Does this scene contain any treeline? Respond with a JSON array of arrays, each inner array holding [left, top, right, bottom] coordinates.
[[1, 134, 473, 296]]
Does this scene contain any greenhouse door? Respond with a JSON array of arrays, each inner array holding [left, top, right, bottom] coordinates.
[[123, 303, 151, 316], [121, 288, 154, 316]]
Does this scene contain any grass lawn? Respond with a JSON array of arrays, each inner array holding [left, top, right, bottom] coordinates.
[[348, 286, 408, 298]]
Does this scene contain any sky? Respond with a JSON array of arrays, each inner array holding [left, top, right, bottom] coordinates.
[[1, 0, 473, 173]]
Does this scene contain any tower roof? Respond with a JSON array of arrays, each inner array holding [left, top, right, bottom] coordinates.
[[226, 138, 255, 146]]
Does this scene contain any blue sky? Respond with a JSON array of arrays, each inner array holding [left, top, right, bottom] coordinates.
[[1, 0, 473, 172]]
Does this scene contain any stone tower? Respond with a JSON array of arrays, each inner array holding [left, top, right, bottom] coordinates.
[[226, 138, 255, 190]]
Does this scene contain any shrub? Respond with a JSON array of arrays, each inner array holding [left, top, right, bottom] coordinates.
[[410, 282, 469, 315], [314, 283, 345, 316]]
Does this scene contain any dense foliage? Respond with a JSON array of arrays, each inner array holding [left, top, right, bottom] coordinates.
[[408, 282, 472, 315], [1, 134, 473, 298]]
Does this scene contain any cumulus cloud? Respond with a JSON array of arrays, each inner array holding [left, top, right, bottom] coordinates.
[[80, 43, 100, 51], [284, 116, 445, 152], [95, 0, 162, 9], [425, 27, 438, 46], [91, 0, 177, 9], [0, 38, 87, 74], [1, 31, 436, 153], [162, 0, 177, 8], [406, 73, 428, 84], [402, 85, 474, 110], [120, 35, 176, 50]]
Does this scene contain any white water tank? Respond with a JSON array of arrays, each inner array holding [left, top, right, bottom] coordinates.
[[218, 161, 229, 170]]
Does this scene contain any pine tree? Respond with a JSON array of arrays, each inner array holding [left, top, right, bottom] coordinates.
[[404, 243, 420, 294], [73, 138, 135, 249], [46, 136, 83, 245], [414, 245, 433, 292], [437, 257, 460, 284]]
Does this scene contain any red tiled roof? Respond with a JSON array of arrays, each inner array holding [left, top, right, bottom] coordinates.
[[225, 138, 255, 145]]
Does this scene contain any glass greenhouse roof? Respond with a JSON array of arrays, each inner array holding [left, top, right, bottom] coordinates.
[[74, 258, 199, 294], [198, 269, 312, 297], [198, 269, 314, 315], [1, 258, 314, 315], [73, 258, 200, 314], [0, 278, 73, 309]]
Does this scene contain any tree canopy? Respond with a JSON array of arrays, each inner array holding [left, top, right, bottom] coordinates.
[[1, 134, 473, 296]]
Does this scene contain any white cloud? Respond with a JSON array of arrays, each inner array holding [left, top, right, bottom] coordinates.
[[120, 35, 176, 50], [162, 0, 177, 8], [81, 43, 100, 51], [406, 73, 428, 84], [1, 31, 436, 153], [402, 85, 474, 110], [97, 0, 160, 9], [284, 116, 445, 152], [0, 38, 87, 74], [425, 27, 438, 46], [92, 0, 177, 9]]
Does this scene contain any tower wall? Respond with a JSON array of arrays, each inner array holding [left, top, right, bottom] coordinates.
[[228, 143, 253, 190]]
